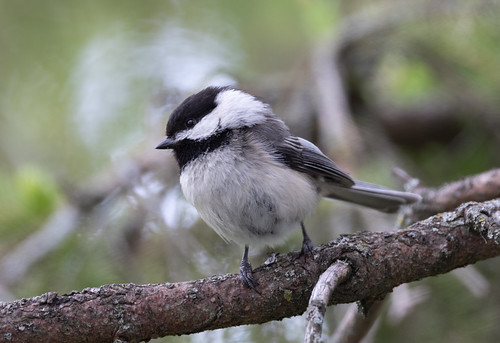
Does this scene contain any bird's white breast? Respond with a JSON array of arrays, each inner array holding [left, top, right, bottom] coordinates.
[[179, 141, 319, 247]]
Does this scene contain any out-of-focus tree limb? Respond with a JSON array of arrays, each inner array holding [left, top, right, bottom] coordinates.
[[330, 299, 384, 343], [0, 155, 167, 300], [395, 168, 500, 222], [1, 197, 499, 343], [0, 206, 79, 289]]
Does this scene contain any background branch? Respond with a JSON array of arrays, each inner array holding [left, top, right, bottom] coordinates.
[[330, 300, 384, 343], [396, 168, 500, 222]]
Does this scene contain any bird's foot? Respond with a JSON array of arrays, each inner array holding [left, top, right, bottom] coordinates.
[[300, 234, 314, 256], [240, 245, 260, 292], [239, 259, 258, 291], [300, 221, 314, 256]]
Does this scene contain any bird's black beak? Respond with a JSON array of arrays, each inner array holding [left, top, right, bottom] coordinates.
[[155, 137, 176, 150]]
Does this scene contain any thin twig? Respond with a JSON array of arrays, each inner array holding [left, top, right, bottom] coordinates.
[[304, 261, 351, 343]]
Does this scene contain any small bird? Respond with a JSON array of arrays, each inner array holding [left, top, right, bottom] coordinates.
[[156, 86, 420, 289]]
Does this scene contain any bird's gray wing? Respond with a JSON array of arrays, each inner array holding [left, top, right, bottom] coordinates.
[[274, 136, 354, 187], [274, 136, 421, 212]]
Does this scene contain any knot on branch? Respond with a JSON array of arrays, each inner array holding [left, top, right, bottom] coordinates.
[[460, 199, 500, 244]]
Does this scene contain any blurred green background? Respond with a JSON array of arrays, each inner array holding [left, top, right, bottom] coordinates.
[[1, 0, 499, 342]]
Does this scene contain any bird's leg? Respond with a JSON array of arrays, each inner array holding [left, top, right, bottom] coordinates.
[[240, 245, 258, 290], [300, 221, 314, 255]]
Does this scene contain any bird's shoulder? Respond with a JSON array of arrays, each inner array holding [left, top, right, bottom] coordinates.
[[245, 120, 354, 187]]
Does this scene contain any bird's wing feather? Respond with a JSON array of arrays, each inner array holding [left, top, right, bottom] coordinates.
[[274, 136, 354, 187]]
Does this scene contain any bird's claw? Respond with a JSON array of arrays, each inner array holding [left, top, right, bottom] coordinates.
[[300, 235, 314, 256], [239, 260, 258, 291]]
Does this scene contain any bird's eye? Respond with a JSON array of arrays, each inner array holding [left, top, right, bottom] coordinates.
[[185, 119, 196, 128]]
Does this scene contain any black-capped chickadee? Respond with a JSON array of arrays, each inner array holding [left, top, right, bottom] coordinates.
[[156, 86, 420, 289]]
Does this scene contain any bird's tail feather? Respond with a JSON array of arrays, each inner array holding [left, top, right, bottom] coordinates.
[[322, 180, 421, 213]]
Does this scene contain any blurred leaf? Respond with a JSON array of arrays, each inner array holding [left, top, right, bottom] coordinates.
[[299, 0, 340, 37], [377, 54, 440, 106], [15, 165, 60, 216], [0, 165, 60, 243]]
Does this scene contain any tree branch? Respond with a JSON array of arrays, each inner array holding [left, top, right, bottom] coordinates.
[[395, 168, 500, 222], [304, 261, 351, 343], [1, 199, 499, 342]]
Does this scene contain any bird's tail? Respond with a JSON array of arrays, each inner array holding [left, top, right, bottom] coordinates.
[[322, 180, 421, 213]]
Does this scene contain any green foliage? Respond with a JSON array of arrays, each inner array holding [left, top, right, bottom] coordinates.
[[0, 166, 60, 241], [15, 166, 60, 217], [409, 129, 496, 184], [377, 55, 440, 106]]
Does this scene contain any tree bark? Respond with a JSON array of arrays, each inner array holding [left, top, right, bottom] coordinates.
[[1, 199, 499, 343]]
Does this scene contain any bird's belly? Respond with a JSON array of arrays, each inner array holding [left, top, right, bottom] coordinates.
[[180, 149, 319, 247]]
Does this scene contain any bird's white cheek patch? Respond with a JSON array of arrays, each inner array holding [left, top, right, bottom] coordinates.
[[176, 115, 221, 141], [215, 90, 270, 129]]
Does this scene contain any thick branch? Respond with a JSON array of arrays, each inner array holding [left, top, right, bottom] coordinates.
[[1, 199, 499, 343]]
